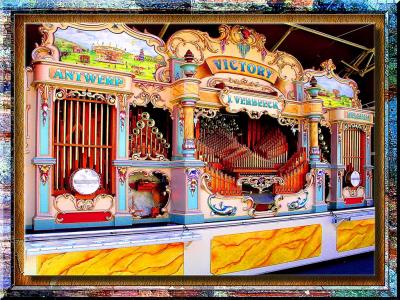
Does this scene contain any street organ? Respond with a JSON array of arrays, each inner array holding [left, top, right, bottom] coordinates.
[[23, 23, 375, 276]]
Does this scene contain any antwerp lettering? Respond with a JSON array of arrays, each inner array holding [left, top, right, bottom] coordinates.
[[49, 68, 125, 87]]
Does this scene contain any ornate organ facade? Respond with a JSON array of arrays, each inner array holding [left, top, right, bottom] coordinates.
[[24, 23, 374, 232]]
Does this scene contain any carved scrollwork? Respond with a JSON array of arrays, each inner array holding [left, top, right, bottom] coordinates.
[[237, 175, 284, 194], [167, 29, 219, 63], [54, 88, 116, 106], [320, 117, 331, 133], [194, 107, 218, 125], [287, 191, 309, 211], [54, 193, 114, 223], [132, 82, 168, 110], [277, 115, 300, 133], [343, 122, 371, 133]]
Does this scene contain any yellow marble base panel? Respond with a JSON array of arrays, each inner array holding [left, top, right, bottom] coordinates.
[[211, 224, 322, 275], [336, 218, 375, 252], [34, 242, 184, 275]]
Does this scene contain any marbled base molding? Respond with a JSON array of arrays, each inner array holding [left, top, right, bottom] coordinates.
[[34, 242, 184, 275], [210, 224, 322, 275], [336, 219, 375, 252]]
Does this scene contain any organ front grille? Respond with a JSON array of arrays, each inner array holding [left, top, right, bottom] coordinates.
[[342, 127, 365, 183], [52, 92, 115, 195]]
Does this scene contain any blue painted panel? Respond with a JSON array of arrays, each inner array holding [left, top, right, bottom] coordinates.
[[204, 215, 251, 223], [337, 180, 341, 199], [40, 121, 49, 155], [118, 182, 126, 211], [177, 121, 184, 155], [118, 122, 126, 158], [39, 182, 49, 213], [187, 185, 198, 210], [170, 213, 204, 224]]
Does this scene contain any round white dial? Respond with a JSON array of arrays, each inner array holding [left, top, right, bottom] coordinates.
[[71, 169, 101, 195]]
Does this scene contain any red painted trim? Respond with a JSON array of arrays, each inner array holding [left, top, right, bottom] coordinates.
[[344, 197, 364, 205], [57, 211, 112, 223]]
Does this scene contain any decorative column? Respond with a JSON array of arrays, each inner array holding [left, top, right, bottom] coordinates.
[[329, 121, 346, 210], [169, 50, 205, 224], [363, 126, 374, 206], [297, 119, 309, 160], [305, 77, 328, 213], [33, 84, 56, 230], [306, 77, 322, 163], [180, 50, 198, 160], [114, 93, 131, 226], [171, 106, 184, 160]]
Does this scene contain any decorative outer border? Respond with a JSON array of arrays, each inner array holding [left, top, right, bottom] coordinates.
[[7, 12, 391, 295], [303, 59, 362, 109], [32, 23, 172, 83]]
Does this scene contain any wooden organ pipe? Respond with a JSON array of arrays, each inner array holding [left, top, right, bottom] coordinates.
[[273, 148, 309, 194], [53, 95, 113, 194], [204, 165, 242, 196], [343, 128, 362, 174]]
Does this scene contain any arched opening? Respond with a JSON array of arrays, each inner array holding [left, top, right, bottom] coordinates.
[[128, 104, 172, 160]]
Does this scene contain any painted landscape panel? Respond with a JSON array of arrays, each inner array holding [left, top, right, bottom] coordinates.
[[305, 75, 354, 108], [54, 27, 165, 80]]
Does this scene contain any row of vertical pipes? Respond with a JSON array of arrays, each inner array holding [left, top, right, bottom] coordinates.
[[273, 148, 309, 194]]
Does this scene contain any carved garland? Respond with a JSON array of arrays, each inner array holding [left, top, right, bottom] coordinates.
[[38, 165, 51, 184], [37, 84, 54, 125], [117, 93, 128, 130], [186, 168, 201, 196], [118, 167, 127, 184]]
